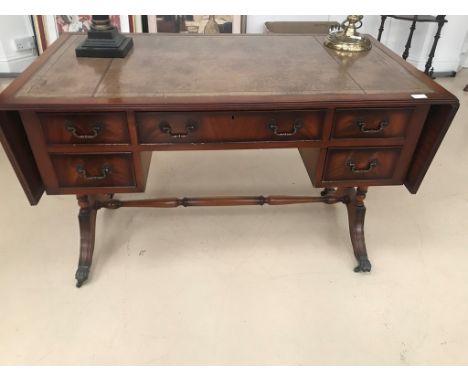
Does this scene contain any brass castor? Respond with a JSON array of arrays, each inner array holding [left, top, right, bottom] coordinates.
[[75, 265, 90, 288]]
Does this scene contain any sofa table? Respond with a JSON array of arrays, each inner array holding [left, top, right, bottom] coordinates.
[[0, 33, 459, 287]]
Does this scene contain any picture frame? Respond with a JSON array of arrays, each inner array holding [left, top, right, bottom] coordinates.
[[31, 15, 135, 54], [30, 15, 247, 54], [148, 15, 247, 34]]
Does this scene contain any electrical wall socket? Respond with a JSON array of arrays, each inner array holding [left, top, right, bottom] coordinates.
[[14, 37, 35, 51]]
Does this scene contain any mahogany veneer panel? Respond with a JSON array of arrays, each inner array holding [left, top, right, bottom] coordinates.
[[0, 111, 44, 204], [404, 103, 459, 193], [39, 112, 130, 145], [50, 153, 136, 189], [332, 108, 413, 139], [323, 147, 402, 182], [136, 110, 325, 144]]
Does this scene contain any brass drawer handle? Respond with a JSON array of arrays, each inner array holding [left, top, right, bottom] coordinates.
[[76, 163, 112, 181], [65, 121, 103, 139], [346, 159, 379, 173], [159, 120, 197, 138], [268, 118, 303, 136], [356, 117, 389, 133]]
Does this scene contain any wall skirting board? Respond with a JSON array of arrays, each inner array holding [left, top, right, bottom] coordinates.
[[0, 54, 36, 73], [0, 73, 20, 78]]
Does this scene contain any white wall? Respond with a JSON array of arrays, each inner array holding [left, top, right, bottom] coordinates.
[[0, 15, 37, 73], [460, 24, 468, 68], [247, 15, 468, 72]]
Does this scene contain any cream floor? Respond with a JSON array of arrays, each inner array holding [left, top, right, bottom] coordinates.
[[0, 71, 467, 365]]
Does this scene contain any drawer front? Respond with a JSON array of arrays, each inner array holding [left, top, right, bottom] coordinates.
[[39, 112, 130, 145], [323, 148, 402, 182], [332, 108, 413, 139], [50, 154, 136, 188], [136, 110, 325, 144]]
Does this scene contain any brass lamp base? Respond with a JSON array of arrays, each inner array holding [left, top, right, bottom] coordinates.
[[324, 15, 371, 53], [324, 33, 371, 52]]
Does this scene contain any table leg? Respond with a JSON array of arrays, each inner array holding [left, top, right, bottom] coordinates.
[[344, 186, 371, 272], [73, 188, 373, 283], [75, 195, 98, 287]]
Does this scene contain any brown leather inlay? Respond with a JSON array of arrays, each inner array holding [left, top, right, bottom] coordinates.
[[15, 34, 432, 100]]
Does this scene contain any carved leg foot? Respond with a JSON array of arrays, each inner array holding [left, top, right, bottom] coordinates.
[[344, 187, 372, 273], [321, 187, 335, 196], [75, 265, 90, 287], [354, 255, 372, 273], [75, 195, 98, 288]]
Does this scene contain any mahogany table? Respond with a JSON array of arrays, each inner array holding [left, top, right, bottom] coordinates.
[[0, 33, 459, 287]]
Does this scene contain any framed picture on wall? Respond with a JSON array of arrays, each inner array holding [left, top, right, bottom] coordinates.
[[148, 15, 247, 34], [31, 15, 135, 54]]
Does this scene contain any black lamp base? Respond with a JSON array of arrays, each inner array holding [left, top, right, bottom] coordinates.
[[75, 28, 133, 58]]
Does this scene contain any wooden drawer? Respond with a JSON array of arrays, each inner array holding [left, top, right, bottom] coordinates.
[[332, 108, 414, 139], [136, 110, 325, 144], [50, 153, 136, 188], [323, 147, 402, 182], [38, 112, 130, 145]]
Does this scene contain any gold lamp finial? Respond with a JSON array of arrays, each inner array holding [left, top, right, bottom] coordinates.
[[324, 15, 372, 52]]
